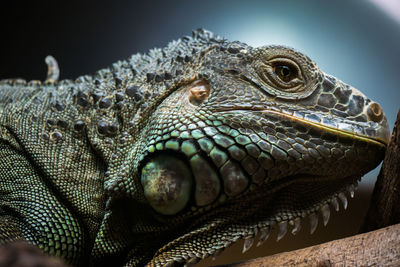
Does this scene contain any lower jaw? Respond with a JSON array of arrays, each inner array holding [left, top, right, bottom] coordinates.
[[150, 175, 360, 266]]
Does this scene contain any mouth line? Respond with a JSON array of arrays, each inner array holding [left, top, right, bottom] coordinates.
[[215, 107, 388, 146]]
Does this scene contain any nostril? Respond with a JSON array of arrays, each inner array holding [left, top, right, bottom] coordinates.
[[367, 102, 384, 122]]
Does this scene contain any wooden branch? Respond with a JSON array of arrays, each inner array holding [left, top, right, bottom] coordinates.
[[361, 109, 400, 232], [218, 223, 400, 267]]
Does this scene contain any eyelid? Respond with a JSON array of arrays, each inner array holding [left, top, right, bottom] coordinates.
[[263, 65, 303, 89], [269, 58, 302, 77], [263, 57, 305, 87], [251, 47, 321, 99]]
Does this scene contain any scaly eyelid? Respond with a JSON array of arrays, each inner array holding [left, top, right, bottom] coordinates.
[[268, 57, 303, 77], [263, 65, 303, 89]]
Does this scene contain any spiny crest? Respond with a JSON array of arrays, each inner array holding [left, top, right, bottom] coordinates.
[[132, 29, 225, 70]]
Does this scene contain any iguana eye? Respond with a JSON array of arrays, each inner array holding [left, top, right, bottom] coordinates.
[[256, 57, 304, 92], [267, 59, 302, 88], [141, 155, 193, 215], [274, 64, 297, 82]]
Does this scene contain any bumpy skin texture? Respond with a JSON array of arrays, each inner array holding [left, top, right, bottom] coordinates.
[[0, 30, 390, 266]]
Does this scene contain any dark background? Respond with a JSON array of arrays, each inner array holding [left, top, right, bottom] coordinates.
[[1, 1, 399, 265]]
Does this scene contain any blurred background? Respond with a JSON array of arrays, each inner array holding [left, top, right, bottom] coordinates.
[[1, 0, 399, 265]]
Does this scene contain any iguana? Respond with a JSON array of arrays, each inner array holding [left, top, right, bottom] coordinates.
[[0, 29, 390, 266]]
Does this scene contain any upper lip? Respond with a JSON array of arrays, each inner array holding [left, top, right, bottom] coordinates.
[[215, 107, 390, 146]]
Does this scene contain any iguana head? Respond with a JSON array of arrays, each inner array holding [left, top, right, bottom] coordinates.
[[99, 30, 389, 266]]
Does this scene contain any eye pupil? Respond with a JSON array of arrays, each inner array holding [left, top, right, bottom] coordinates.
[[280, 66, 291, 77], [274, 64, 296, 82]]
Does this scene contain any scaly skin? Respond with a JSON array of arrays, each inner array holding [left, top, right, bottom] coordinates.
[[0, 29, 390, 266]]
